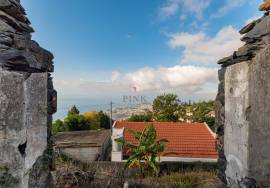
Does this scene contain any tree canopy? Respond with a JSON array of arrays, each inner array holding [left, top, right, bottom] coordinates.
[[52, 107, 112, 134], [68, 105, 80, 116], [52, 119, 65, 134], [84, 111, 112, 130], [64, 113, 91, 131], [52, 105, 91, 134], [187, 101, 215, 129], [127, 110, 153, 122], [152, 94, 183, 122], [127, 95, 215, 130], [98, 111, 112, 129], [84, 111, 101, 130]]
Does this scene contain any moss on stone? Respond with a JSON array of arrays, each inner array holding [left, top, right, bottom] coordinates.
[[0, 165, 19, 188]]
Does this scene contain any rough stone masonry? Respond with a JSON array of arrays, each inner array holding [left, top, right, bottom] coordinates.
[[0, 0, 57, 187], [216, 7, 270, 188]]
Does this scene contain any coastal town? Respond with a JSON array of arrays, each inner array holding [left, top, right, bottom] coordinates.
[[111, 103, 152, 120]]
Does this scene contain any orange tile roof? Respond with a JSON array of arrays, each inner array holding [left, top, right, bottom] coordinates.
[[114, 122, 218, 159]]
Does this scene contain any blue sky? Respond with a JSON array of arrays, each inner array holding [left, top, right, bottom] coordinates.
[[21, 0, 261, 118]]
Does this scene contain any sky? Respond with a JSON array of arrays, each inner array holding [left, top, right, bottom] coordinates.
[[21, 0, 261, 118]]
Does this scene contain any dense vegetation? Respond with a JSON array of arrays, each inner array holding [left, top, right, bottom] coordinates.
[[127, 110, 153, 122], [84, 111, 111, 130], [153, 94, 184, 122], [52, 105, 112, 134], [55, 153, 219, 188], [128, 94, 215, 130], [183, 100, 215, 129]]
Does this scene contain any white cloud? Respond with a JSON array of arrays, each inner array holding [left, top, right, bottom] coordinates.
[[54, 79, 126, 99], [168, 26, 243, 64], [159, 2, 179, 20], [123, 65, 217, 92], [55, 26, 243, 100], [169, 32, 205, 48], [54, 65, 218, 99], [211, 0, 246, 19], [159, 0, 212, 20]]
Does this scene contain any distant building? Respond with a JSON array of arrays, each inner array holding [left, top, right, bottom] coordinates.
[[54, 130, 111, 162], [111, 121, 217, 162]]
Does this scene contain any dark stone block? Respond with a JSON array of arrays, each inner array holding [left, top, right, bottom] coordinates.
[[0, 32, 12, 46], [48, 89, 57, 115], [0, 0, 29, 24], [236, 44, 258, 58], [239, 18, 262, 35], [242, 15, 270, 42], [218, 55, 233, 65], [0, 10, 33, 33], [218, 68, 226, 82], [0, 48, 53, 72]]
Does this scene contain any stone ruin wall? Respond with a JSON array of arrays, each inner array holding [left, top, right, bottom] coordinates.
[[0, 0, 56, 187], [216, 13, 270, 188]]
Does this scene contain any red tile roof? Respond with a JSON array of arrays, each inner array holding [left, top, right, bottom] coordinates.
[[114, 122, 218, 159]]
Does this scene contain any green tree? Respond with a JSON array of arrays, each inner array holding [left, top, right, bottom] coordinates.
[[68, 105, 80, 116], [188, 100, 215, 130], [63, 106, 91, 131], [152, 94, 183, 122], [201, 116, 215, 130], [64, 114, 91, 131], [127, 111, 153, 122], [52, 119, 65, 134], [116, 125, 168, 177], [84, 111, 101, 130], [98, 111, 112, 129], [83, 111, 112, 130]]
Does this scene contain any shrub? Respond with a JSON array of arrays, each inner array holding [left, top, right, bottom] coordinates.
[[64, 114, 91, 131], [84, 111, 101, 130], [52, 119, 65, 134], [116, 125, 168, 177], [127, 111, 153, 122], [153, 94, 184, 122], [52, 106, 91, 134]]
